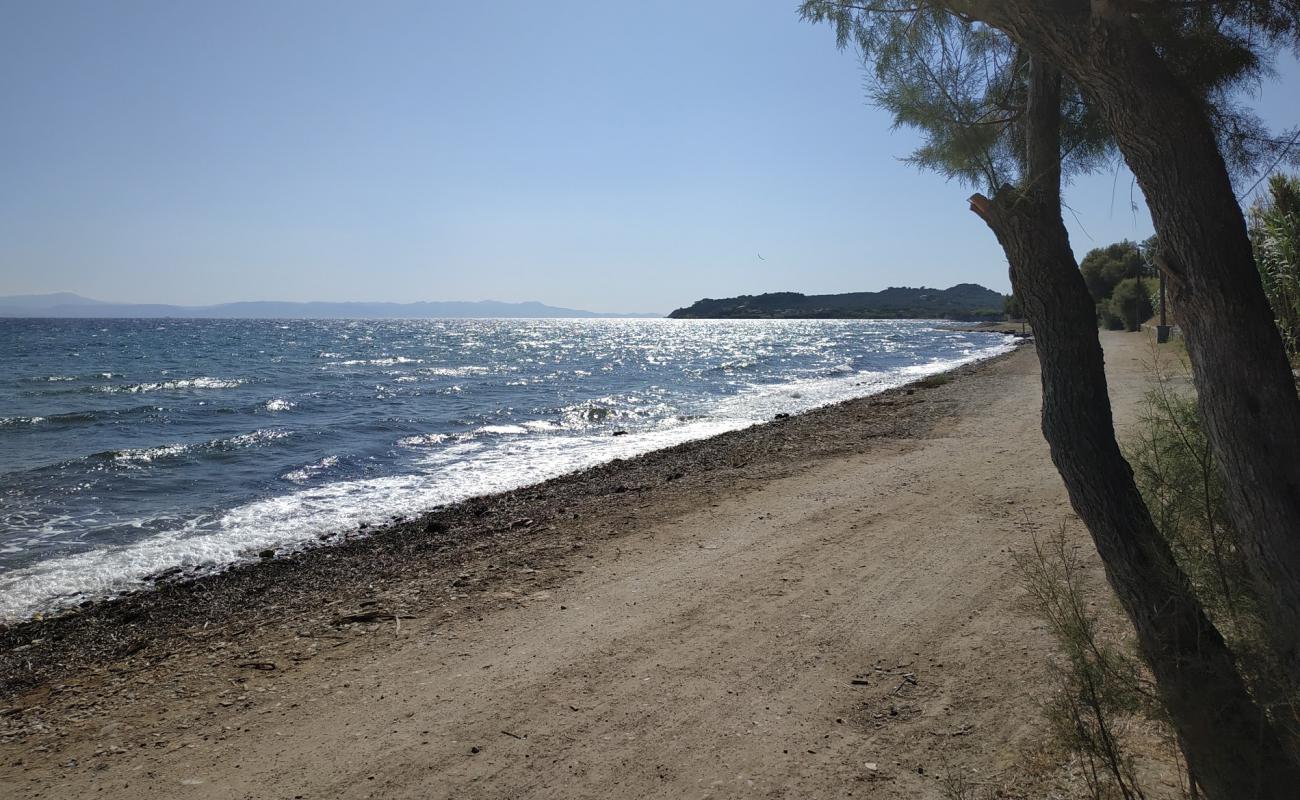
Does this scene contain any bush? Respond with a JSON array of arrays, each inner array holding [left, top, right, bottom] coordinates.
[[1080, 241, 1144, 305], [1097, 302, 1125, 331], [1249, 174, 1300, 362], [1124, 350, 1298, 745], [1014, 528, 1153, 800], [1004, 292, 1025, 320], [1108, 278, 1154, 332]]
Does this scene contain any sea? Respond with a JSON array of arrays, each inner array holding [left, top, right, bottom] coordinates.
[[0, 318, 1015, 621]]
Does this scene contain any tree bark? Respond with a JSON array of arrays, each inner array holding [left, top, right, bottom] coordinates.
[[968, 57, 1300, 799], [954, 0, 1300, 702]]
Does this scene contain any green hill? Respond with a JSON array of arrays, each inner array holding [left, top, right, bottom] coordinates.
[[668, 284, 1007, 320]]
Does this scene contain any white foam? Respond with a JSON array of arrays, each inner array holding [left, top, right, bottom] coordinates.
[[398, 433, 451, 448], [281, 455, 339, 484], [477, 424, 529, 435], [0, 416, 46, 427], [100, 377, 245, 393], [334, 357, 421, 366], [112, 443, 188, 465], [264, 398, 295, 412]]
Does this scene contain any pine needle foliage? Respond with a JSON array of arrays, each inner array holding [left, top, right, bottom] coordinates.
[[1249, 174, 1300, 360], [798, 1, 1299, 190], [798, 1, 1110, 191]]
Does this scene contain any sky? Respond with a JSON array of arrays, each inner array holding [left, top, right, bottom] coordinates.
[[1, 1, 1297, 314]]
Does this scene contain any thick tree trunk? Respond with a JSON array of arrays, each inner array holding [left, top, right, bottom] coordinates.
[[955, 0, 1300, 700], [968, 58, 1300, 799]]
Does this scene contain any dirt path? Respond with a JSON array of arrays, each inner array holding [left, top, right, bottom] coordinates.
[[1, 331, 1172, 799]]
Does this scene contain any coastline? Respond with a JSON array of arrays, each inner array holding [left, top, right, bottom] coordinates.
[[0, 345, 1020, 695], [1, 335, 1168, 799]]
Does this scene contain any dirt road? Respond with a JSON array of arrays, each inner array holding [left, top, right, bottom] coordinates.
[[1, 331, 1172, 799]]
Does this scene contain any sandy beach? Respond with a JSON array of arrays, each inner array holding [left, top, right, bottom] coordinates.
[[0, 330, 1170, 799]]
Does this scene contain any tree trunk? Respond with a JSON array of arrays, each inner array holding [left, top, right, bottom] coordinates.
[[955, 0, 1300, 703], [968, 58, 1300, 799]]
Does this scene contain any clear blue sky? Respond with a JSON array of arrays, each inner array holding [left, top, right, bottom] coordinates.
[[1, 1, 1296, 313]]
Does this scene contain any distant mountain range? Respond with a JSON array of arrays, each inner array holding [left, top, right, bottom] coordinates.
[[0, 293, 661, 319], [668, 284, 1007, 320]]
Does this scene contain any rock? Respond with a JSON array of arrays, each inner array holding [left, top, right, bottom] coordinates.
[[774, 413, 790, 420], [258, 549, 275, 559], [425, 520, 449, 534], [470, 746, 481, 754], [612, 430, 629, 436], [865, 762, 878, 772]]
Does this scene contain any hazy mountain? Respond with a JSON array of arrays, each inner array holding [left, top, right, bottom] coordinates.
[[0, 293, 661, 319], [0, 292, 110, 310], [668, 284, 1007, 320]]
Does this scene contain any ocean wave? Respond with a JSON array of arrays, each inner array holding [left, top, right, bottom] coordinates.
[[0, 416, 747, 621], [282, 455, 339, 484], [3, 406, 160, 430], [0, 415, 46, 427], [333, 356, 422, 367], [110, 443, 189, 465], [263, 398, 295, 412], [97, 428, 292, 467], [476, 424, 529, 435], [419, 365, 490, 377], [96, 377, 246, 394], [20, 375, 79, 383], [397, 433, 451, 448]]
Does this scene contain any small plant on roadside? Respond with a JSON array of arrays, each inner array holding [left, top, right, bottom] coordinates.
[[1015, 527, 1152, 800], [1124, 347, 1300, 744]]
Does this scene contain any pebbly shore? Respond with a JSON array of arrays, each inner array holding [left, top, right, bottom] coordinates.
[[0, 346, 1020, 702]]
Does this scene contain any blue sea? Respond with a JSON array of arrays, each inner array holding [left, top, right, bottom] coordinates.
[[0, 318, 1013, 620]]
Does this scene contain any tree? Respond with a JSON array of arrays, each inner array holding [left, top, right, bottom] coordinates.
[[1109, 277, 1155, 332], [1003, 291, 1024, 320], [1251, 174, 1300, 360], [942, 0, 1300, 697], [799, 4, 1300, 795], [1079, 240, 1143, 305]]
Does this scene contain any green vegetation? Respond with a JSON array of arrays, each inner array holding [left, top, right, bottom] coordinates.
[[799, 2, 1300, 792], [1017, 351, 1300, 799], [1015, 529, 1154, 800], [1125, 353, 1298, 730], [1003, 292, 1024, 320], [1080, 241, 1144, 307], [667, 283, 1006, 320], [1249, 174, 1300, 362], [1108, 278, 1156, 333], [1079, 240, 1155, 331]]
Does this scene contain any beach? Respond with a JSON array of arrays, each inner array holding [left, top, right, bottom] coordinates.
[[0, 330, 1168, 799]]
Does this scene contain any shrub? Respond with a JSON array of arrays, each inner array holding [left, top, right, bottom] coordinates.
[[1080, 241, 1144, 305], [1123, 349, 1299, 744], [1097, 302, 1125, 331], [1249, 174, 1300, 362], [1108, 278, 1154, 332], [1014, 528, 1153, 800]]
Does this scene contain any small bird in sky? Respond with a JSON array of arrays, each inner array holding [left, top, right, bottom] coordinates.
[[757, 253, 766, 261]]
